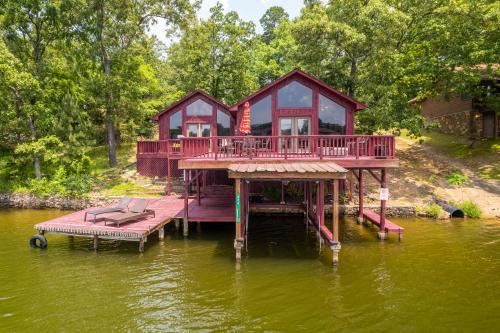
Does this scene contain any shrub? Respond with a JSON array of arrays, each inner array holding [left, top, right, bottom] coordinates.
[[445, 171, 468, 186], [425, 204, 445, 219], [457, 200, 482, 218]]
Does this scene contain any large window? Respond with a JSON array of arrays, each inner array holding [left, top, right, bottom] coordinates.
[[169, 110, 182, 139], [217, 110, 231, 136], [250, 95, 272, 136], [318, 94, 346, 135], [186, 99, 212, 116], [278, 81, 313, 108]]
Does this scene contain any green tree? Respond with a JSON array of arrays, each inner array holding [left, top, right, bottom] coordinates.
[[260, 6, 289, 44], [86, 0, 197, 166], [167, 3, 258, 105]]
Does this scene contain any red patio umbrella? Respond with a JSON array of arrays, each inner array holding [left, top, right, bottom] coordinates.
[[239, 101, 251, 135]]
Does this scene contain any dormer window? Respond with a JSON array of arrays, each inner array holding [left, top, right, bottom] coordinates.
[[186, 99, 212, 116], [278, 81, 313, 108]]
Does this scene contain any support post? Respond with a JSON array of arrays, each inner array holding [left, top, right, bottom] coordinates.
[[139, 238, 145, 252], [93, 235, 99, 251], [348, 171, 353, 204], [280, 181, 285, 204], [357, 169, 364, 224], [174, 219, 180, 231], [183, 170, 189, 237], [379, 168, 388, 240], [332, 179, 341, 265], [234, 178, 244, 261], [159, 226, 165, 240], [167, 159, 171, 195], [196, 170, 201, 205]]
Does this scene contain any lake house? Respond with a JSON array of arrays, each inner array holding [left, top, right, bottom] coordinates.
[[134, 69, 400, 263]]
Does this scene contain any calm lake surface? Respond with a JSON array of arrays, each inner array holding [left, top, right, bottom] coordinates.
[[0, 209, 499, 332]]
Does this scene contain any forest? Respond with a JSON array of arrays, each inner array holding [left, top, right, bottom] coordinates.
[[0, 0, 498, 196]]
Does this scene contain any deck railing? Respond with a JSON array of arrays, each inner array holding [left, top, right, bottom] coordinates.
[[137, 135, 396, 160]]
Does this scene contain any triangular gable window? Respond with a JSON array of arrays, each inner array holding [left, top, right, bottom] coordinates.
[[278, 81, 313, 108], [186, 99, 212, 116]]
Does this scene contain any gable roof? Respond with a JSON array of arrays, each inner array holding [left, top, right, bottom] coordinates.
[[229, 68, 366, 111], [152, 90, 230, 121]]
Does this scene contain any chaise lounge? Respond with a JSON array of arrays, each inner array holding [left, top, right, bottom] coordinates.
[[104, 198, 155, 226], [84, 196, 132, 222]]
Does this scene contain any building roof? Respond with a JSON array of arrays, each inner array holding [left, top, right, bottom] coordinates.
[[152, 90, 230, 121], [410, 64, 499, 104], [229, 68, 366, 111], [227, 162, 347, 180]]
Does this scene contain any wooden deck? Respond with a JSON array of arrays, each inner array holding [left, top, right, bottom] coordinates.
[[362, 209, 404, 238], [176, 197, 235, 222], [35, 196, 186, 243]]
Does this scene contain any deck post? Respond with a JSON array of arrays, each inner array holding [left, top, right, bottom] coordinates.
[[280, 181, 285, 204], [159, 226, 165, 240], [332, 179, 341, 265], [234, 178, 244, 262], [348, 171, 353, 204], [196, 169, 201, 205], [378, 168, 388, 240], [167, 159, 171, 195], [93, 235, 99, 250], [357, 169, 364, 224], [183, 170, 189, 237], [139, 238, 145, 252]]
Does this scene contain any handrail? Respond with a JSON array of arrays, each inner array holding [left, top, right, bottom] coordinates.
[[137, 135, 396, 160]]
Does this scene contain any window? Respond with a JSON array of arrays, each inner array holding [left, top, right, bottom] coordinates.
[[217, 110, 231, 136], [169, 110, 182, 139], [187, 123, 211, 137], [278, 81, 313, 108], [186, 99, 212, 116], [250, 95, 272, 136], [318, 94, 346, 135]]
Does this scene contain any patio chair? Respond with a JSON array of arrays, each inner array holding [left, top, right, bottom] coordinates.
[[104, 198, 155, 226], [84, 196, 132, 222]]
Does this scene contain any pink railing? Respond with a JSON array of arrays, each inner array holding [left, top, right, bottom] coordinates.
[[137, 135, 396, 160]]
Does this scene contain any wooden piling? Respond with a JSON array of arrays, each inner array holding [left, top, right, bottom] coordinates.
[[357, 169, 364, 224], [93, 235, 99, 250], [332, 179, 341, 265], [158, 226, 165, 240], [379, 168, 387, 240]]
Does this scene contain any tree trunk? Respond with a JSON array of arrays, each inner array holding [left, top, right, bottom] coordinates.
[[28, 116, 42, 179], [97, 0, 117, 166]]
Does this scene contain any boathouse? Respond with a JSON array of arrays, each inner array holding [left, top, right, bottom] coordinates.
[[136, 69, 400, 263], [34, 69, 400, 264]]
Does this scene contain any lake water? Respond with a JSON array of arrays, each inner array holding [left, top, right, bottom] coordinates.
[[0, 209, 499, 332]]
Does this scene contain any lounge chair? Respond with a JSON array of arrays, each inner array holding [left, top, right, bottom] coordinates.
[[104, 198, 155, 226], [84, 196, 132, 222]]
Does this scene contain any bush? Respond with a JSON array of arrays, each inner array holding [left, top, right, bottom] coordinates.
[[457, 200, 482, 218], [445, 171, 469, 186], [425, 204, 445, 219]]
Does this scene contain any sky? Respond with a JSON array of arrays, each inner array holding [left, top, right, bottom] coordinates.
[[148, 0, 305, 46]]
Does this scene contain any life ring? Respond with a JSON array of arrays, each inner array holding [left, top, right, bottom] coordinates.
[[30, 234, 48, 249]]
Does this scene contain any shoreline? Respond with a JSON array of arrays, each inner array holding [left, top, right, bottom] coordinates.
[[0, 192, 416, 218]]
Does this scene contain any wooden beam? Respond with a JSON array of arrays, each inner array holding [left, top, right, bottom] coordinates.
[[179, 158, 399, 170], [358, 169, 364, 224], [379, 168, 387, 239], [234, 178, 243, 262], [228, 171, 346, 180], [93, 235, 99, 250], [368, 169, 382, 184], [183, 170, 189, 237], [196, 169, 201, 205], [332, 179, 341, 266]]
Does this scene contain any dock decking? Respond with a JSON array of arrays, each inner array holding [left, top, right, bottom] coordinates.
[[362, 209, 404, 239]]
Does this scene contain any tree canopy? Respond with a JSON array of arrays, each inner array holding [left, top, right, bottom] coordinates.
[[0, 0, 498, 192]]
